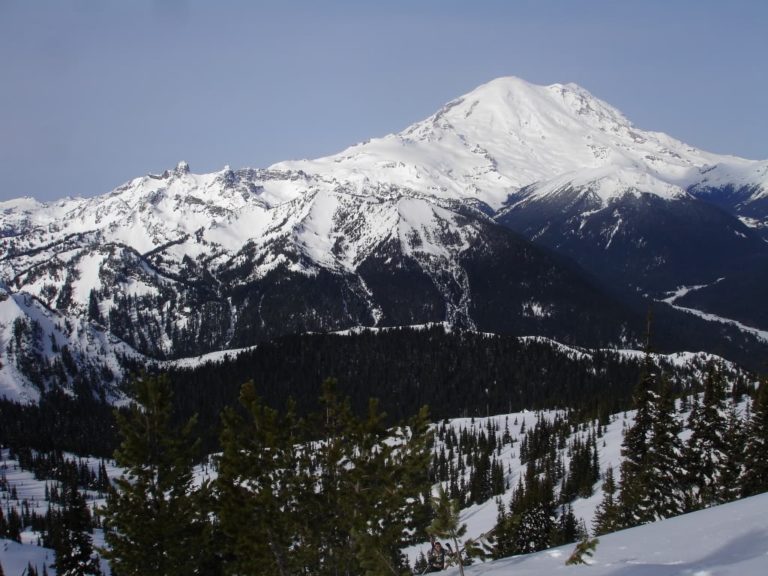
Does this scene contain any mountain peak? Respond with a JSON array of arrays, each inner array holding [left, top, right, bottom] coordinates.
[[174, 160, 190, 176], [273, 76, 711, 207], [428, 76, 634, 142]]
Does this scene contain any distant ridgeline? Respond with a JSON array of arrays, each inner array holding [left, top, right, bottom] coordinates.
[[0, 326, 753, 456], [162, 327, 750, 453]]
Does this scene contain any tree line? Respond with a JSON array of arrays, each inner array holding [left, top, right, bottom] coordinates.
[[99, 374, 434, 576]]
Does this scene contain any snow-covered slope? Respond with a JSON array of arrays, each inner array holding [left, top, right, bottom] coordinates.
[[457, 492, 768, 576], [0, 161, 643, 386], [276, 76, 768, 211], [0, 284, 136, 403], [3, 77, 765, 284], [3, 391, 763, 575]]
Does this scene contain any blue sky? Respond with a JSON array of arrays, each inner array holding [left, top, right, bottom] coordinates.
[[1, 0, 766, 201]]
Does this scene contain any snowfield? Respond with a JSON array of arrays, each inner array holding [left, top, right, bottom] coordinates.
[[451, 493, 768, 576]]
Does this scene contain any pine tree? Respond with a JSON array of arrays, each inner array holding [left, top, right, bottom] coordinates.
[[720, 404, 745, 503], [216, 381, 302, 576], [413, 551, 428, 574], [349, 400, 433, 576], [565, 537, 599, 565], [554, 503, 580, 546], [53, 485, 101, 576], [646, 376, 685, 520], [100, 374, 213, 576], [513, 503, 552, 554], [6, 507, 22, 542], [492, 499, 518, 560], [428, 486, 491, 575], [217, 378, 431, 576], [618, 351, 657, 527], [685, 362, 731, 509], [593, 466, 621, 536], [741, 376, 768, 497]]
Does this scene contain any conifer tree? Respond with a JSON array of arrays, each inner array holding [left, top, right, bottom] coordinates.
[[53, 485, 101, 576], [413, 551, 428, 574], [428, 487, 471, 576], [6, 507, 21, 542], [565, 536, 599, 565], [685, 362, 731, 508], [646, 377, 685, 520], [514, 503, 553, 554], [553, 503, 580, 546], [492, 499, 518, 560], [593, 466, 621, 536], [310, 380, 432, 576], [100, 374, 212, 576], [618, 350, 657, 527], [217, 381, 300, 576], [720, 404, 745, 503], [217, 378, 431, 576], [741, 376, 768, 497], [349, 400, 433, 576]]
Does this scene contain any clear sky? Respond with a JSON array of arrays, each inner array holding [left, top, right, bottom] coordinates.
[[1, 0, 766, 202]]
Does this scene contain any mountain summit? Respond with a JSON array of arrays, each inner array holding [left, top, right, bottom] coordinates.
[[275, 76, 768, 210], [1, 77, 767, 401]]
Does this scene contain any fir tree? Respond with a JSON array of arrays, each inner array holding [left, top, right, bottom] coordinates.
[[100, 374, 213, 576], [617, 350, 657, 527], [720, 404, 745, 503], [685, 363, 731, 509], [553, 503, 580, 546], [217, 382, 306, 576], [217, 378, 431, 576], [413, 551, 428, 574], [349, 400, 433, 576], [513, 503, 553, 554], [428, 487, 491, 576], [6, 507, 22, 542], [742, 376, 768, 496], [593, 466, 621, 536], [646, 376, 685, 520], [565, 537, 599, 565], [492, 499, 518, 560], [53, 485, 101, 576]]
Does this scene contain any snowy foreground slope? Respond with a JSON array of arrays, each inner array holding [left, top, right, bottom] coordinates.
[[4, 482, 767, 576], [451, 493, 768, 576], [0, 388, 761, 575]]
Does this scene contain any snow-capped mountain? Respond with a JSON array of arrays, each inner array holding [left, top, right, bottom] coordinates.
[[1, 76, 767, 400], [0, 161, 638, 400], [276, 77, 768, 293], [277, 77, 768, 209]]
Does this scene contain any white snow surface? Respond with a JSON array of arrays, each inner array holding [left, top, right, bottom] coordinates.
[[275, 77, 768, 209], [448, 492, 768, 576], [0, 448, 121, 575], [1, 77, 765, 284]]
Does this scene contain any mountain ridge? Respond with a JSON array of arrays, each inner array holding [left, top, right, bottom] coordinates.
[[1, 76, 767, 402]]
